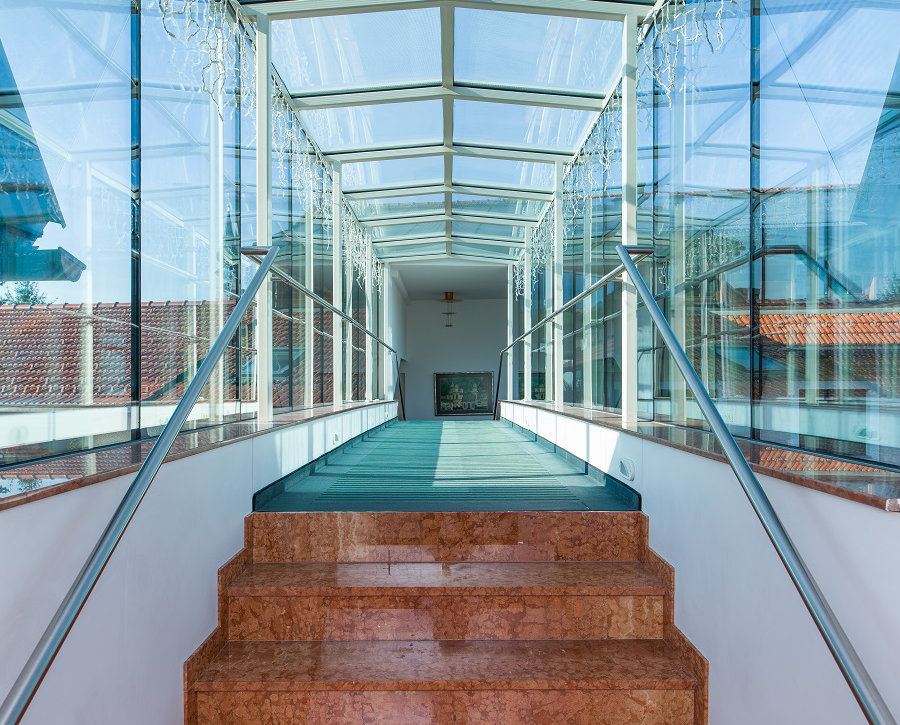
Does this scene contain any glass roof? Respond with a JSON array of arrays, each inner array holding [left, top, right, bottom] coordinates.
[[371, 221, 446, 240], [272, 9, 441, 94], [451, 242, 522, 260], [299, 100, 442, 152], [453, 221, 525, 240], [377, 242, 447, 259], [269, 2, 629, 257], [343, 157, 444, 190], [455, 10, 621, 94], [454, 100, 595, 152], [452, 194, 544, 220], [350, 194, 446, 220], [453, 157, 554, 190]]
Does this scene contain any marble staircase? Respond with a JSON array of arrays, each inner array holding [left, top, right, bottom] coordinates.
[[185, 511, 707, 724]]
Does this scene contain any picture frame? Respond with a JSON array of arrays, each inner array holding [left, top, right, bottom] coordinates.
[[433, 371, 494, 417]]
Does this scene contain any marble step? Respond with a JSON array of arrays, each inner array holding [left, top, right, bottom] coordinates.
[[226, 561, 667, 641], [194, 639, 696, 725], [248, 511, 647, 563]]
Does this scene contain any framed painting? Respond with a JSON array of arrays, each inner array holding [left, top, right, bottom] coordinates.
[[434, 372, 494, 417]]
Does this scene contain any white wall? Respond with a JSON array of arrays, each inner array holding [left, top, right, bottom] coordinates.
[[404, 298, 506, 420], [0, 402, 396, 725], [502, 402, 900, 725], [386, 269, 408, 402]]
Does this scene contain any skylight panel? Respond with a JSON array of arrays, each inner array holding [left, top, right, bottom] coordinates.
[[350, 194, 446, 220], [451, 242, 521, 259], [342, 156, 443, 190], [452, 195, 544, 220], [453, 157, 554, 191], [453, 221, 524, 240], [454, 100, 595, 153], [299, 100, 442, 152], [376, 242, 446, 259], [272, 9, 441, 94], [454, 9, 620, 95], [370, 221, 446, 240]]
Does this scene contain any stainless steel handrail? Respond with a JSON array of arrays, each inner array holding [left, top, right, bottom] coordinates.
[[0, 246, 280, 725], [492, 245, 653, 419], [242, 250, 405, 420], [615, 245, 895, 725], [492, 241, 895, 725]]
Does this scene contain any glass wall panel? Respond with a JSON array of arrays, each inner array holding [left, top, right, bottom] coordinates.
[[512, 283, 525, 400], [588, 95, 624, 412], [0, 1, 134, 461], [141, 1, 255, 434], [562, 165, 584, 405], [636, 1, 752, 432], [312, 168, 334, 404], [0, 1, 385, 472], [271, 96, 311, 412], [530, 260, 552, 401], [755, 0, 900, 465]]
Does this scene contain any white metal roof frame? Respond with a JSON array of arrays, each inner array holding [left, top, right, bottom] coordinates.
[[242, 0, 656, 259]]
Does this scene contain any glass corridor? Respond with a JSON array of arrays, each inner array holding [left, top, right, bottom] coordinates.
[[0, 0, 898, 473]]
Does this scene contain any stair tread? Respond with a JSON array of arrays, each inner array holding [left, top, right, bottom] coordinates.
[[195, 639, 696, 691], [228, 561, 667, 597]]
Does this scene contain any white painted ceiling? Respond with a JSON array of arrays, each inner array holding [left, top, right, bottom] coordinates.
[[393, 261, 508, 301]]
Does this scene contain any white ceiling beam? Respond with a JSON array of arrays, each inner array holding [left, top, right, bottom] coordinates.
[[360, 209, 537, 224], [378, 251, 516, 265], [244, 0, 651, 21], [374, 234, 448, 246], [363, 212, 448, 225], [452, 143, 570, 163], [441, 3, 454, 255], [373, 234, 522, 247], [452, 234, 524, 246], [292, 83, 604, 111], [378, 253, 449, 262], [345, 182, 552, 201], [378, 252, 512, 265], [330, 143, 568, 164], [344, 183, 447, 199], [451, 183, 552, 201], [361, 213, 527, 227]]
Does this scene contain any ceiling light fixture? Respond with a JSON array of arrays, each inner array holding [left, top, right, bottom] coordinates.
[[439, 291, 460, 327]]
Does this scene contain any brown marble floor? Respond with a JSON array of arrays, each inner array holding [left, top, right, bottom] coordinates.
[[226, 561, 668, 597], [186, 510, 708, 724], [195, 639, 696, 691]]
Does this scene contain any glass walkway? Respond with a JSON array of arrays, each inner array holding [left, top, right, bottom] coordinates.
[[255, 421, 639, 512]]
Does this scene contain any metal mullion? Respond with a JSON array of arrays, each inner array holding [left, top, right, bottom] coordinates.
[[248, 0, 650, 21], [129, 0, 141, 440]]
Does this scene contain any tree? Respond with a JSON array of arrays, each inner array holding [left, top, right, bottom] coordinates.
[[0, 280, 48, 305], [880, 275, 900, 303]]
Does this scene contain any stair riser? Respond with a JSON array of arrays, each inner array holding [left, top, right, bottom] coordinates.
[[250, 511, 646, 563], [228, 594, 664, 641], [197, 689, 693, 724]]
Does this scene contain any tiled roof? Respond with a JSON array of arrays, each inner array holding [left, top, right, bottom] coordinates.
[[727, 310, 900, 347], [0, 301, 249, 405], [0, 298, 367, 411], [754, 446, 881, 473]]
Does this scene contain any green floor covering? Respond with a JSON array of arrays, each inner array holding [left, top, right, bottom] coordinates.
[[256, 420, 638, 512]]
